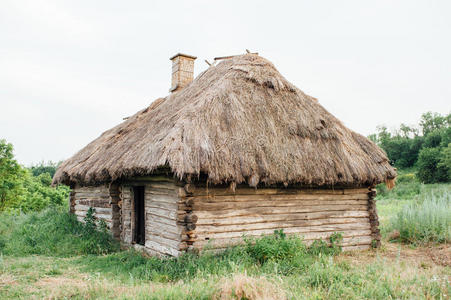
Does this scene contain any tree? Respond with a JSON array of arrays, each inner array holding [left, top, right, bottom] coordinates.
[[419, 112, 450, 136], [30, 161, 60, 178], [439, 143, 451, 180], [0, 139, 69, 212], [416, 147, 449, 183], [0, 139, 25, 210]]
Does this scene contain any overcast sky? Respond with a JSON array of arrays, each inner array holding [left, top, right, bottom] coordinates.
[[1, 0, 450, 166]]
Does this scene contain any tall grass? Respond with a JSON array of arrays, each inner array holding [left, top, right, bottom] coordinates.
[[0, 208, 119, 256], [389, 190, 451, 243]]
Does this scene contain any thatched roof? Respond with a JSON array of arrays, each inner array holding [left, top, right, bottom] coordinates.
[[53, 54, 396, 187]]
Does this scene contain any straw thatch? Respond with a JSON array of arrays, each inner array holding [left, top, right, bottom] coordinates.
[[53, 54, 396, 187]]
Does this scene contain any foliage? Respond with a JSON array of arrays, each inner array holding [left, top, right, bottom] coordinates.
[[0, 140, 69, 212], [0, 208, 119, 256], [416, 148, 449, 183], [371, 111, 451, 183], [0, 139, 25, 211], [29, 160, 60, 178], [439, 143, 451, 179], [419, 111, 451, 136]]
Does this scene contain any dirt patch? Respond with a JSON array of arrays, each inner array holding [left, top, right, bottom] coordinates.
[[35, 276, 87, 289], [424, 244, 451, 267], [340, 242, 451, 268], [214, 274, 286, 300], [0, 274, 17, 287]]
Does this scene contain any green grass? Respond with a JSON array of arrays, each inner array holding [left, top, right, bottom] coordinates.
[[0, 208, 119, 256], [376, 174, 451, 243], [1, 180, 450, 299]]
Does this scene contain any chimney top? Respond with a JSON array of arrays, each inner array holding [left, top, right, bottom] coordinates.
[[170, 53, 197, 92], [170, 53, 197, 60]]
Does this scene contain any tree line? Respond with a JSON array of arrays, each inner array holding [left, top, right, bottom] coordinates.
[[369, 111, 451, 183], [0, 139, 69, 212]]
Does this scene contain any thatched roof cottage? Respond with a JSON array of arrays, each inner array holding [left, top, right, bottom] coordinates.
[[53, 53, 396, 256]]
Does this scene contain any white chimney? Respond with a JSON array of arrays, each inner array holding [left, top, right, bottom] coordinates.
[[169, 53, 197, 92]]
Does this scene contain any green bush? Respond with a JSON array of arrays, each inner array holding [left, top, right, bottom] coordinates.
[[0, 208, 119, 256], [244, 229, 306, 264], [416, 148, 449, 183], [389, 190, 451, 243]]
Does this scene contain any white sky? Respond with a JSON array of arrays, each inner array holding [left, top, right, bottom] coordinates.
[[1, 0, 450, 166]]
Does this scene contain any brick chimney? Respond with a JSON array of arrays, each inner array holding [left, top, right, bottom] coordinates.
[[169, 53, 197, 92]]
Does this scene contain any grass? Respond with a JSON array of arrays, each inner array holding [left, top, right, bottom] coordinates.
[[376, 173, 451, 243], [0, 207, 119, 256], [0, 180, 450, 299]]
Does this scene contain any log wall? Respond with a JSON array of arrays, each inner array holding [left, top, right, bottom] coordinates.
[[72, 184, 115, 230], [72, 180, 378, 256], [180, 186, 374, 252], [121, 179, 184, 256]]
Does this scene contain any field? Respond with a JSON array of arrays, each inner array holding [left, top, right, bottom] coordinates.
[[1, 182, 450, 299]]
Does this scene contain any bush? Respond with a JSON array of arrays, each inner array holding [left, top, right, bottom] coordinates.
[[389, 190, 451, 244], [244, 229, 306, 264], [0, 208, 119, 256], [416, 148, 449, 183]]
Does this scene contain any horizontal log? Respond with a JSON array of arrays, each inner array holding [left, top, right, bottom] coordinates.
[[189, 193, 369, 203], [146, 207, 178, 220], [146, 226, 182, 241], [194, 223, 371, 240], [196, 211, 369, 226], [186, 187, 370, 197], [145, 194, 179, 204], [146, 234, 181, 250], [74, 205, 111, 214], [193, 234, 372, 249], [74, 186, 109, 193], [75, 211, 112, 221], [195, 217, 369, 234], [145, 201, 178, 211], [196, 217, 370, 235], [146, 213, 178, 226], [194, 206, 368, 219], [75, 199, 111, 208], [74, 192, 109, 199], [144, 240, 180, 257], [189, 199, 368, 211]]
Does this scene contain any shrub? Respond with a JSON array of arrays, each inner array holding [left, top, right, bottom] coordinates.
[[416, 148, 449, 183], [244, 229, 306, 264], [389, 190, 451, 243]]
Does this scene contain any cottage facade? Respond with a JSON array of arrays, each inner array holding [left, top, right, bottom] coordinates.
[[54, 53, 396, 256]]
